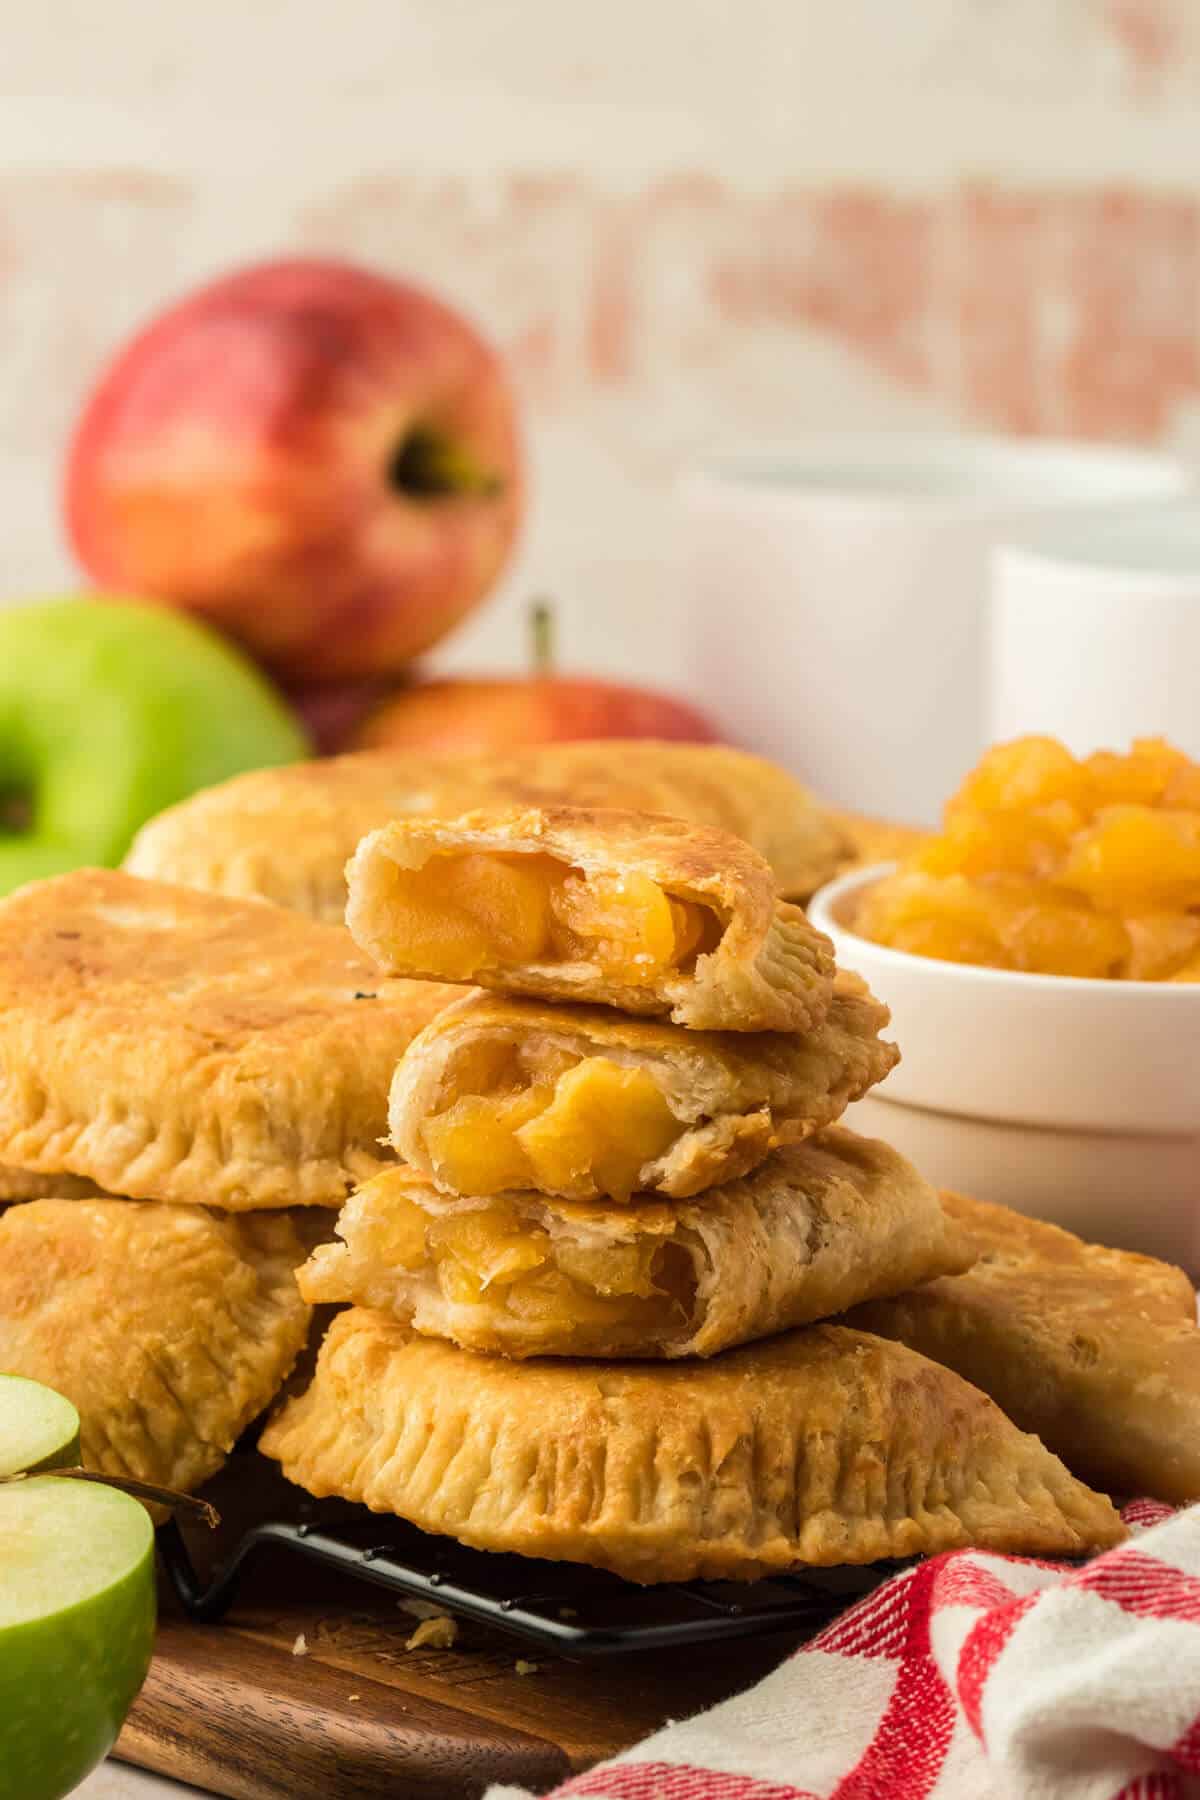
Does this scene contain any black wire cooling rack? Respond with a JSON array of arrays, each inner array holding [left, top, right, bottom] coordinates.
[[157, 1492, 901, 1658]]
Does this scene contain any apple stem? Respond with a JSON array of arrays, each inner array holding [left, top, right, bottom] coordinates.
[[530, 599, 555, 676], [0, 1466, 220, 1528], [390, 427, 502, 499]]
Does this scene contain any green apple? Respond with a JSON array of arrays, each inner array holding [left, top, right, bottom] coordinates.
[[0, 1375, 81, 1476], [0, 1381, 155, 1800], [0, 596, 310, 895]]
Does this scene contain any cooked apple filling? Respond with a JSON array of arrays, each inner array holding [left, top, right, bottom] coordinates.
[[355, 1184, 696, 1333], [420, 1054, 684, 1201], [380, 852, 721, 985]]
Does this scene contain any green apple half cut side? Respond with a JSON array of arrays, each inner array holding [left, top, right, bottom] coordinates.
[[0, 1474, 155, 1800], [0, 596, 309, 896], [0, 1375, 81, 1477], [0, 1376, 156, 1800]]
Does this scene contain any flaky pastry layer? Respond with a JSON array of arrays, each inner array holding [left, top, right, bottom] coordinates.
[[387, 977, 897, 1202], [261, 1308, 1123, 1582], [299, 1127, 970, 1359], [347, 806, 835, 1034]]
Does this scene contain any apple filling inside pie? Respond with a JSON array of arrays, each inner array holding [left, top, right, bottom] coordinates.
[[419, 1042, 686, 1201], [352, 1178, 697, 1334], [378, 852, 722, 985]]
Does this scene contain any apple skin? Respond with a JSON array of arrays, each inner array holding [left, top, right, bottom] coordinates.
[[348, 673, 722, 755], [0, 1477, 155, 1800], [0, 597, 309, 895], [65, 258, 524, 682]]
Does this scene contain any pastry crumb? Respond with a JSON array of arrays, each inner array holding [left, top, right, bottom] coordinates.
[[348, 1693, 361, 1703], [406, 1614, 459, 1651], [291, 1634, 307, 1657], [515, 1659, 539, 1676]]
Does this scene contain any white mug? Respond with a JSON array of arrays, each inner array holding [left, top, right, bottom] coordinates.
[[991, 507, 1200, 760], [679, 435, 1188, 822]]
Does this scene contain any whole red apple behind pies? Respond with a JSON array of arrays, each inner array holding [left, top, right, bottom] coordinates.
[[65, 257, 523, 680]]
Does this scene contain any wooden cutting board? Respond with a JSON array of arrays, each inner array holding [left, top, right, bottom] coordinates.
[[116, 1458, 799, 1800]]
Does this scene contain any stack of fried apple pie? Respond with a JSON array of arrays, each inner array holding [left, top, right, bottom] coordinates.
[[258, 808, 1126, 1581], [0, 866, 467, 1511], [12, 778, 1200, 1587]]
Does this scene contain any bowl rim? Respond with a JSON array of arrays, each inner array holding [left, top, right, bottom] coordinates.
[[678, 433, 1189, 515], [809, 862, 1200, 1001]]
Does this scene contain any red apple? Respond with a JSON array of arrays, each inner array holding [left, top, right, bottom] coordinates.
[[64, 258, 523, 681], [349, 607, 719, 752], [351, 674, 720, 754]]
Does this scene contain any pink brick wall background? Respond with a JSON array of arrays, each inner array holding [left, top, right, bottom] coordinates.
[[4, 0, 1200, 684]]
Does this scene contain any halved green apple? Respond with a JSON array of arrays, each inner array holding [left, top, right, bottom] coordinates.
[[0, 1379, 156, 1800], [0, 1374, 81, 1477]]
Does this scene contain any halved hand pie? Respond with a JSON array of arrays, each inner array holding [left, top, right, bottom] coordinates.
[[388, 975, 897, 1202], [297, 1127, 970, 1359], [0, 868, 458, 1209], [849, 1192, 1200, 1504], [260, 1307, 1123, 1581], [347, 806, 835, 1033], [0, 1199, 311, 1500], [125, 739, 851, 917]]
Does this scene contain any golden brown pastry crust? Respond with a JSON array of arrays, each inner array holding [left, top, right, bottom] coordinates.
[[0, 869, 459, 1209], [0, 1199, 311, 1497], [848, 1192, 1200, 1504], [124, 740, 850, 915], [347, 806, 835, 1034], [389, 976, 898, 1200], [260, 1308, 1124, 1582], [299, 1128, 972, 1358]]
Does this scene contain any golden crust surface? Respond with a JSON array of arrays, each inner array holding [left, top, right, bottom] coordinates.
[[124, 741, 850, 915], [389, 977, 898, 1200], [260, 1308, 1123, 1582], [849, 1192, 1200, 1504], [0, 869, 458, 1209], [347, 806, 835, 1034], [299, 1127, 973, 1358], [0, 1198, 311, 1497]]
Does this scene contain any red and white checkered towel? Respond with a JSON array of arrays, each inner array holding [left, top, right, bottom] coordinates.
[[490, 1501, 1200, 1800]]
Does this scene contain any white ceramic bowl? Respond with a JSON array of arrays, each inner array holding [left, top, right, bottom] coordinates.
[[809, 865, 1200, 1268], [991, 505, 1200, 762], [678, 435, 1188, 823]]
